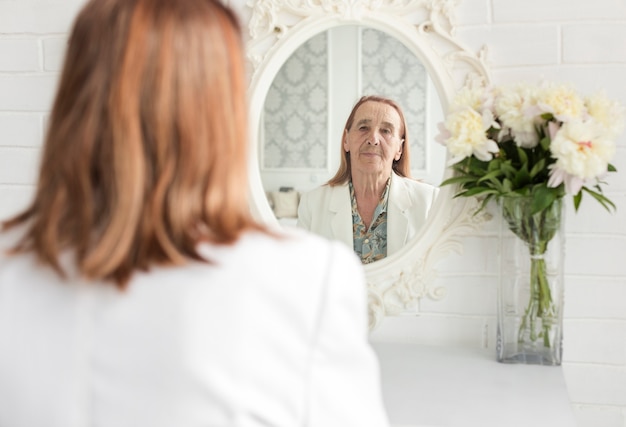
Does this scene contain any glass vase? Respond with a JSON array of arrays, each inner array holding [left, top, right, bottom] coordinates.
[[496, 196, 565, 365]]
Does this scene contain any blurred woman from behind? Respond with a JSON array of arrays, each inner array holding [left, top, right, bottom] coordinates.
[[0, 0, 390, 426]]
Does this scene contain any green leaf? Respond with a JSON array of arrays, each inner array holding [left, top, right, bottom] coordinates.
[[440, 175, 479, 187], [591, 183, 604, 193], [516, 146, 528, 165], [539, 136, 551, 151], [502, 178, 513, 193], [503, 188, 524, 198], [608, 163, 617, 172], [529, 159, 546, 179], [477, 169, 503, 184], [531, 186, 557, 214], [573, 191, 582, 211], [582, 186, 617, 213], [468, 156, 490, 171], [500, 161, 518, 179], [487, 158, 502, 172], [485, 178, 504, 192], [514, 166, 531, 188], [468, 161, 489, 175], [461, 187, 500, 197]]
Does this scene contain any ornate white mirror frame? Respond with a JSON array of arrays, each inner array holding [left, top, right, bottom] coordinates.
[[244, 0, 491, 329]]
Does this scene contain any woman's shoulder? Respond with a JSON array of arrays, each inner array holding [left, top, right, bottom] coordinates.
[[201, 228, 357, 269], [300, 183, 348, 204], [193, 229, 365, 306], [303, 182, 349, 195], [243, 228, 353, 260], [394, 174, 438, 193]]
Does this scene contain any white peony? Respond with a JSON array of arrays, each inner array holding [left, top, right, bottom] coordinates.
[[548, 120, 616, 194], [438, 79, 622, 206], [536, 82, 586, 123], [585, 92, 626, 140], [439, 107, 499, 165], [493, 83, 541, 148], [452, 84, 495, 113]]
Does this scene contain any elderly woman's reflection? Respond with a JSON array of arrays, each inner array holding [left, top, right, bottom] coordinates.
[[297, 95, 438, 263]]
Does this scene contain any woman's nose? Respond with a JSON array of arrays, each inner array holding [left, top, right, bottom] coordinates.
[[367, 133, 380, 145]]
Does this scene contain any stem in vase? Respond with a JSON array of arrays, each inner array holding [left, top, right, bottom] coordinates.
[[518, 246, 556, 348]]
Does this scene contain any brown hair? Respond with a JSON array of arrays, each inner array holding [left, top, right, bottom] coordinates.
[[2, 0, 265, 288], [327, 95, 411, 186]]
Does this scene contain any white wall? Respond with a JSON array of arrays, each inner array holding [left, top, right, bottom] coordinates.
[[0, 1, 624, 426]]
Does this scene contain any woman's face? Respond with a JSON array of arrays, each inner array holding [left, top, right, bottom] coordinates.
[[343, 101, 404, 178]]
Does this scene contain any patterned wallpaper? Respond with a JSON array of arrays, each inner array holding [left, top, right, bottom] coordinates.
[[262, 32, 328, 169], [361, 28, 427, 170], [262, 27, 427, 171]]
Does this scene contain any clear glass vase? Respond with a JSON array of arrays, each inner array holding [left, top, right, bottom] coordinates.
[[496, 196, 565, 365]]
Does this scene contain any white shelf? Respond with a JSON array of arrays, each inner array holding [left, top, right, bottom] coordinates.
[[371, 342, 576, 427]]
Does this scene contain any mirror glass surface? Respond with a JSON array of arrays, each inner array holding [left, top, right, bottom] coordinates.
[[259, 25, 446, 234]]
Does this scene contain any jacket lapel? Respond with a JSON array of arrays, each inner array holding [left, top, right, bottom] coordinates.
[[387, 173, 411, 255], [329, 184, 354, 249]]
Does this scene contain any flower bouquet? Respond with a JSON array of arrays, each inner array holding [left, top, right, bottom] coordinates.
[[436, 80, 624, 364]]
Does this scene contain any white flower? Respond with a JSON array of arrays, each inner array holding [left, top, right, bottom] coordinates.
[[585, 92, 626, 140], [536, 82, 586, 123], [548, 120, 616, 193], [438, 107, 499, 164], [452, 85, 494, 113], [547, 167, 585, 195], [494, 83, 541, 148], [439, 79, 623, 209]]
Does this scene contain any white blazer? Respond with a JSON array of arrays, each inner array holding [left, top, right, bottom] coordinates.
[[297, 172, 438, 256], [0, 226, 389, 427]]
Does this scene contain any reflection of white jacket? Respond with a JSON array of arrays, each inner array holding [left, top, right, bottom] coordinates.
[[0, 227, 389, 427], [297, 172, 438, 256]]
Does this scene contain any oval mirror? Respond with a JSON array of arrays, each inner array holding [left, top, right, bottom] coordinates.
[[245, 0, 491, 329]]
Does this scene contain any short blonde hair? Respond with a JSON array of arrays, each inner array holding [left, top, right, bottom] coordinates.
[[3, 0, 265, 288]]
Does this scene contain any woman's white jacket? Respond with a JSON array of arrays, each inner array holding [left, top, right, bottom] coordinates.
[[0, 227, 390, 427], [297, 172, 438, 256]]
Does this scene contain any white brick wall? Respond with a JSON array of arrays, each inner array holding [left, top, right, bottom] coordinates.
[[563, 24, 626, 63], [0, 0, 625, 426], [0, 114, 43, 147], [491, 0, 626, 21], [0, 39, 40, 72], [0, 2, 85, 34], [0, 0, 80, 220], [443, 1, 626, 426]]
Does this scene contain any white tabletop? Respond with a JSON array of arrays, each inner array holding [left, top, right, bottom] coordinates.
[[371, 342, 576, 427]]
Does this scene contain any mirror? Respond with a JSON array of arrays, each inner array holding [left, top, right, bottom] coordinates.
[[245, 0, 491, 329]]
